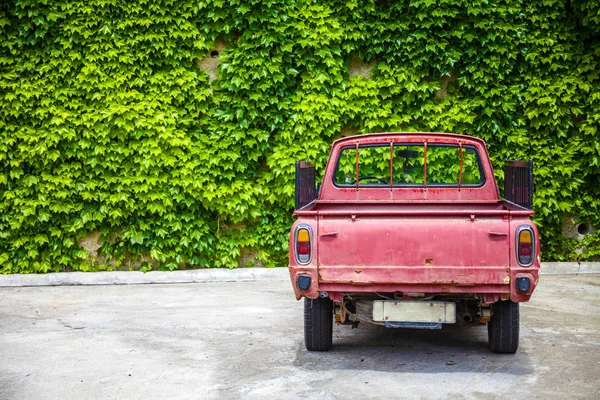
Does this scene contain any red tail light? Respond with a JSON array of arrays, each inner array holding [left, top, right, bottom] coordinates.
[[517, 226, 534, 266], [297, 242, 310, 254], [295, 226, 311, 264]]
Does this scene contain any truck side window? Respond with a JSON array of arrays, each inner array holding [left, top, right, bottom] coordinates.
[[427, 146, 460, 184], [335, 145, 390, 185], [426, 146, 482, 184], [335, 147, 357, 184], [462, 148, 482, 184], [392, 145, 424, 184]]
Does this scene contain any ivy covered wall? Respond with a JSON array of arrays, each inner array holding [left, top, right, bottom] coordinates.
[[1, 0, 599, 273]]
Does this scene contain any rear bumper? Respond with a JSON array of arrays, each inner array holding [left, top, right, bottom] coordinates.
[[289, 265, 539, 303]]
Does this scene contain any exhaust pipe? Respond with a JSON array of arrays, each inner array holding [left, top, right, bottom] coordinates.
[[462, 301, 473, 323]]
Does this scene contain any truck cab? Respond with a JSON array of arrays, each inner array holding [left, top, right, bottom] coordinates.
[[289, 132, 539, 353]]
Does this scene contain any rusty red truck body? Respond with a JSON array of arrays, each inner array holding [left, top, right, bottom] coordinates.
[[289, 132, 540, 353]]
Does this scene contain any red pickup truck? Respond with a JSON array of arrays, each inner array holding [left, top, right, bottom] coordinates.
[[289, 132, 539, 354]]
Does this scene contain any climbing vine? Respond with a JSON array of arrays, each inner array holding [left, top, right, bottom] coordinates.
[[1, 0, 599, 273]]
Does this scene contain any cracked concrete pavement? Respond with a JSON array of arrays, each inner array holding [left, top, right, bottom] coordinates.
[[1, 274, 599, 399]]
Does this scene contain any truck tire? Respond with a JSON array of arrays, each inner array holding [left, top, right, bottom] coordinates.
[[304, 297, 333, 351], [488, 300, 519, 354]]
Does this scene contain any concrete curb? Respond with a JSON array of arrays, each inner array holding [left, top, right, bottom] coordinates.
[[541, 262, 600, 275], [0, 268, 289, 287], [0, 263, 598, 287], [541, 262, 579, 275]]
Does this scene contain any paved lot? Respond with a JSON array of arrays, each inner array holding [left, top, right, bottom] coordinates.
[[1, 274, 599, 400]]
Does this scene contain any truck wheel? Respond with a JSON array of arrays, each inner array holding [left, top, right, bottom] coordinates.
[[304, 297, 333, 351], [488, 300, 519, 354]]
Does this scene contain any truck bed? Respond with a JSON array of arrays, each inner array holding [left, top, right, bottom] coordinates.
[[297, 200, 532, 292]]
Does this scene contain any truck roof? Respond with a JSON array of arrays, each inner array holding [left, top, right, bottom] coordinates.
[[332, 132, 487, 148]]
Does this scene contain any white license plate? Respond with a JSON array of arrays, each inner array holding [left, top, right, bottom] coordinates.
[[372, 300, 456, 324]]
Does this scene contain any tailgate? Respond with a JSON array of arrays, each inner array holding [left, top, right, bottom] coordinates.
[[317, 214, 510, 285]]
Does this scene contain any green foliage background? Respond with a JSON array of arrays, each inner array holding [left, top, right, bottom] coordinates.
[[1, 0, 599, 273]]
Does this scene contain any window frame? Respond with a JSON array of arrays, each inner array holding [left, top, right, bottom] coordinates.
[[332, 142, 486, 189]]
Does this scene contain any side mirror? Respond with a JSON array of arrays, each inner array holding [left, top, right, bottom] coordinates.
[[295, 160, 317, 210]]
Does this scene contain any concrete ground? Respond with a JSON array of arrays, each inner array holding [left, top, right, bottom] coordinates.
[[1, 275, 599, 400]]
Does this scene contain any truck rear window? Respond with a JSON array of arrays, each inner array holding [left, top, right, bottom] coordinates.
[[334, 143, 483, 187]]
